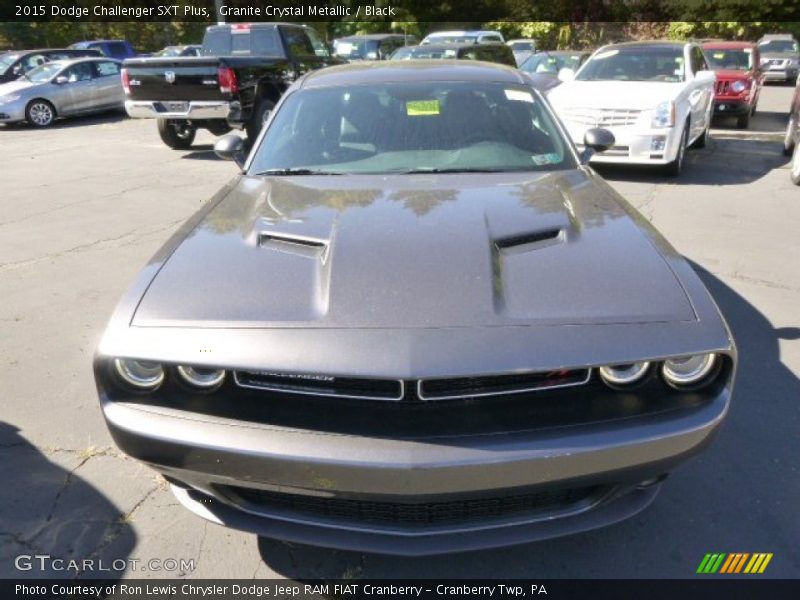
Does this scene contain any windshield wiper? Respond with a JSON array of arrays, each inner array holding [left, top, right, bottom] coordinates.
[[400, 167, 503, 174], [254, 168, 341, 176]]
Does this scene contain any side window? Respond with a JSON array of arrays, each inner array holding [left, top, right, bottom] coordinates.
[[302, 27, 331, 58], [689, 47, 704, 74], [695, 47, 709, 71], [95, 61, 120, 77], [63, 62, 94, 82], [22, 54, 47, 71], [282, 27, 316, 58]]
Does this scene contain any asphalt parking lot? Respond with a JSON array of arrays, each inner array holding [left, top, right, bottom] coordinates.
[[1, 84, 798, 580]]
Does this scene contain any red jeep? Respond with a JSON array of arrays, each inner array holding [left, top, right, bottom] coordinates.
[[702, 41, 764, 128]]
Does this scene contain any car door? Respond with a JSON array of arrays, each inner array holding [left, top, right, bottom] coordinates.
[[55, 62, 96, 115], [686, 45, 713, 138], [91, 60, 123, 110]]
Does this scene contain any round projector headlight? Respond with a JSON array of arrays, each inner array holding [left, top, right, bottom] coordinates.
[[176, 365, 226, 389], [114, 359, 164, 390], [662, 353, 718, 388], [598, 362, 651, 387], [730, 80, 747, 93]]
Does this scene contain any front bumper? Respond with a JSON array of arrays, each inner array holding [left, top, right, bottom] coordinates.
[[0, 98, 27, 123], [100, 382, 730, 554], [568, 123, 682, 165], [124, 99, 231, 120], [713, 99, 750, 116], [763, 67, 798, 82]]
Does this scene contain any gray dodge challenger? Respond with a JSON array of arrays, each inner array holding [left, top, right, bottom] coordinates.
[[95, 61, 736, 555]]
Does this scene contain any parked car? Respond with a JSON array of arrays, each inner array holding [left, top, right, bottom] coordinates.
[[548, 41, 716, 176], [95, 61, 736, 556], [420, 30, 504, 45], [154, 45, 202, 58], [519, 50, 591, 77], [783, 78, 800, 184], [70, 40, 140, 61], [757, 34, 800, 83], [506, 38, 537, 65], [702, 41, 763, 128], [122, 23, 342, 149], [333, 34, 416, 61], [0, 57, 124, 127], [0, 48, 102, 84], [389, 43, 516, 67]]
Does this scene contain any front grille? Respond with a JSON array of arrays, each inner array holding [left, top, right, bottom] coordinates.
[[419, 369, 590, 400], [716, 80, 730, 94], [228, 486, 600, 527], [234, 371, 403, 400], [599, 145, 630, 156], [565, 108, 641, 128]]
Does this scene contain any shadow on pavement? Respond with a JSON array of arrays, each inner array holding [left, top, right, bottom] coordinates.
[[0, 422, 136, 579], [596, 136, 789, 186], [712, 110, 789, 133], [257, 264, 800, 578], [179, 145, 219, 161]]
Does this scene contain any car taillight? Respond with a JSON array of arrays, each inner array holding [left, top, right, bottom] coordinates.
[[121, 68, 131, 95], [218, 65, 238, 95]]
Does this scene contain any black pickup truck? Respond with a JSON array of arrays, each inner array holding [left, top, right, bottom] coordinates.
[[122, 23, 340, 149]]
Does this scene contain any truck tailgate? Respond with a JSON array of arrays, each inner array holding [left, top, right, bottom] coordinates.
[[123, 57, 224, 102]]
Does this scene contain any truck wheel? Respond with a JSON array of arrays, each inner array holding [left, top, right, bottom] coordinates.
[[736, 111, 750, 129], [663, 124, 688, 177], [246, 100, 275, 141], [26, 100, 56, 128], [157, 119, 196, 150]]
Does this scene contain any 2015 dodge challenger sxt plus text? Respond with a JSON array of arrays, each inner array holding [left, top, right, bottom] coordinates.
[[94, 62, 735, 555]]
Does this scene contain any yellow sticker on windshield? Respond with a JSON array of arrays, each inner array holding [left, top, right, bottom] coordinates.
[[406, 100, 440, 116], [713, 52, 725, 59]]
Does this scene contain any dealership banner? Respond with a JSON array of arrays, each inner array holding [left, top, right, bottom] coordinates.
[[5, 579, 800, 600], [1, 0, 799, 23]]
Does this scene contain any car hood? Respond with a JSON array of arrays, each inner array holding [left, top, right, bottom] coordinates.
[[548, 80, 685, 110], [712, 69, 752, 80], [132, 171, 696, 329], [0, 79, 39, 96], [761, 52, 799, 59]]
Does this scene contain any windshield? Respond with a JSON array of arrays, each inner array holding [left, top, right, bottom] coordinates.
[[391, 47, 457, 59], [521, 53, 583, 75], [25, 63, 63, 82], [334, 40, 377, 59], [250, 81, 574, 175], [705, 48, 753, 70], [0, 54, 19, 75], [509, 42, 535, 52], [758, 40, 799, 53], [577, 47, 685, 82]]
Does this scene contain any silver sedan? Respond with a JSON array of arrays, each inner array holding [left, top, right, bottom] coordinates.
[[0, 57, 124, 127]]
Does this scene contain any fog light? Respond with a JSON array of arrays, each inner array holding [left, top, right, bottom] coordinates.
[[176, 365, 226, 389], [599, 362, 650, 387], [114, 359, 164, 390], [651, 137, 666, 152], [662, 353, 718, 388]]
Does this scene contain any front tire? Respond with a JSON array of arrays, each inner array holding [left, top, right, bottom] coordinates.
[[157, 118, 196, 150], [26, 100, 56, 128], [784, 116, 796, 157], [663, 124, 688, 177], [791, 142, 800, 186], [736, 111, 750, 129]]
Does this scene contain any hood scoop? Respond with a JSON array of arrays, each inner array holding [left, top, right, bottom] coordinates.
[[495, 228, 565, 253], [258, 232, 329, 260]]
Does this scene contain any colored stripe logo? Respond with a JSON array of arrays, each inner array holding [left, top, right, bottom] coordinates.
[[697, 553, 773, 574]]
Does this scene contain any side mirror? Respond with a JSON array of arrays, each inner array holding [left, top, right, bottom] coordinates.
[[214, 134, 246, 168], [557, 67, 576, 82], [694, 70, 716, 83], [582, 127, 615, 162], [54, 75, 68, 85]]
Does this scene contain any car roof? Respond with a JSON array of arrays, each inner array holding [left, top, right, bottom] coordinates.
[[405, 42, 506, 50], [702, 41, 756, 50], [42, 57, 120, 68], [598, 40, 687, 51], [759, 34, 795, 40], [300, 60, 526, 88], [426, 30, 500, 36], [532, 50, 588, 56], [338, 34, 411, 41]]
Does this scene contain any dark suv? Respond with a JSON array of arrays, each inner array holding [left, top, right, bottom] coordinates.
[[0, 48, 101, 83]]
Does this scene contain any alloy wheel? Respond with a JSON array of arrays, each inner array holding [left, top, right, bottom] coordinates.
[[28, 102, 54, 127]]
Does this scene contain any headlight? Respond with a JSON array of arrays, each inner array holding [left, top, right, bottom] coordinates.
[[114, 359, 165, 390], [176, 365, 226, 389], [651, 101, 675, 128], [662, 353, 718, 388], [730, 80, 747, 93], [598, 362, 651, 387], [0, 94, 20, 103]]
